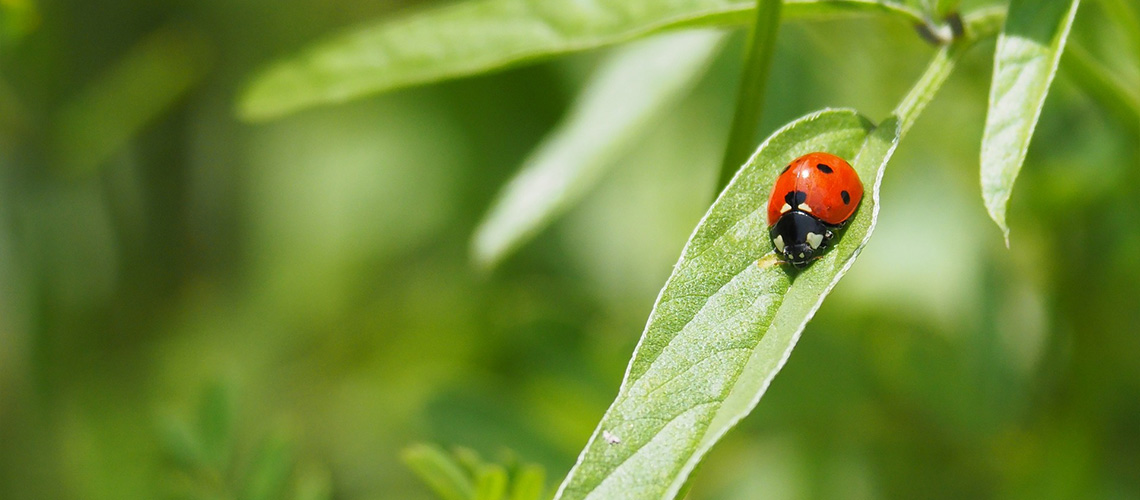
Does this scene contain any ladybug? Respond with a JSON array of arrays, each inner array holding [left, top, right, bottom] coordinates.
[[767, 152, 863, 267]]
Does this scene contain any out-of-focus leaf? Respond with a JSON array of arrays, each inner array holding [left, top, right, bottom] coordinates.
[[717, 0, 780, 191], [0, 0, 38, 44], [1060, 41, 1140, 137], [238, 0, 926, 120], [293, 466, 333, 500], [197, 382, 233, 469], [402, 444, 476, 500], [158, 417, 208, 470], [241, 435, 294, 500], [474, 464, 509, 500], [980, 0, 1080, 244], [509, 464, 546, 500], [452, 446, 485, 478], [51, 26, 209, 176], [471, 30, 723, 270], [554, 109, 901, 499]]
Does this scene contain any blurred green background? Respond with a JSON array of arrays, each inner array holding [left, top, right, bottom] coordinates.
[[1, 0, 1138, 498]]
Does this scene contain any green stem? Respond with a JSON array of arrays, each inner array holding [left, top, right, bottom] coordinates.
[[1061, 41, 1140, 138], [892, 7, 1006, 139], [716, 0, 782, 193], [1101, 0, 1140, 58]]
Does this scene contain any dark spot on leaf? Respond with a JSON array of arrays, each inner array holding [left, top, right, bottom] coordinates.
[[841, 190, 851, 204], [816, 163, 833, 173], [784, 190, 807, 207]]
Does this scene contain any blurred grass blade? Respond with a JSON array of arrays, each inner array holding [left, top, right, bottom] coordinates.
[[197, 382, 234, 470], [402, 444, 476, 500], [158, 417, 209, 470], [242, 435, 294, 500], [717, 0, 782, 192], [554, 109, 901, 499], [452, 446, 486, 478], [474, 464, 509, 500], [1061, 41, 1140, 138], [472, 30, 723, 270], [0, 0, 38, 45], [509, 464, 546, 500], [293, 466, 333, 500], [980, 0, 1080, 244], [238, 0, 926, 121], [51, 26, 209, 177]]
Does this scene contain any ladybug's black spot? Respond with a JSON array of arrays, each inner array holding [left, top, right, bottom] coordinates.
[[841, 190, 851, 204], [816, 163, 833, 174], [784, 190, 807, 207], [781, 164, 791, 174]]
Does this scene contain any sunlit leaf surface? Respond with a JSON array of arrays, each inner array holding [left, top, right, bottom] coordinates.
[[238, 0, 924, 120], [471, 30, 724, 270], [980, 0, 1080, 243], [555, 109, 900, 500]]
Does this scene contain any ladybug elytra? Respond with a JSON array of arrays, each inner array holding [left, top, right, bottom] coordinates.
[[766, 152, 863, 267]]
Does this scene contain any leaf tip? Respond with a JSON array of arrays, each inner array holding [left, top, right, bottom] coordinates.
[[470, 228, 506, 274], [985, 203, 1012, 248]]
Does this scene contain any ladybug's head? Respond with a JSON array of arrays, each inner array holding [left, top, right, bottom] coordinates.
[[769, 211, 833, 268]]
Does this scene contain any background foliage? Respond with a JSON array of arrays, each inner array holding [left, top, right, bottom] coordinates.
[[0, 0, 1137, 499]]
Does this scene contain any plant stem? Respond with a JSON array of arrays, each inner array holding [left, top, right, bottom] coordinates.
[[892, 7, 1006, 139], [1061, 41, 1140, 139], [716, 0, 782, 193]]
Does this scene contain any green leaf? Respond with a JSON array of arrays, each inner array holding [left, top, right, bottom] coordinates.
[[197, 382, 234, 470], [1060, 41, 1140, 138], [241, 435, 294, 500], [402, 444, 477, 500], [293, 467, 333, 500], [0, 0, 37, 45], [980, 0, 1080, 244], [238, 0, 926, 121], [553, 109, 901, 500], [471, 30, 723, 270], [508, 464, 546, 500], [718, 0, 782, 192], [474, 464, 509, 500], [51, 26, 209, 176], [158, 417, 209, 471]]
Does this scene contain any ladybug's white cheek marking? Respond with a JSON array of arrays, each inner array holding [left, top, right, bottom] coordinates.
[[798, 203, 812, 213], [773, 235, 785, 252], [806, 232, 823, 249], [780, 203, 791, 213]]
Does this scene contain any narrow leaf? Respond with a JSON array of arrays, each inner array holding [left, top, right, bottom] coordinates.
[[474, 464, 509, 500], [402, 444, 477, 500], [242, 435, 294, 500], [51, 26, 209, 176], [554, 109, 901, 499], [197, 382, 234, 469], [238, 0, 925, 120], [472, 30, 723, 270], [293, 467, 333, 500], [980, 0, 1080, 243], [1061, 41, 1140, 138], [508, 464, 546, 500], [718, 0, 782, 192], [157, 417, 209, 470]]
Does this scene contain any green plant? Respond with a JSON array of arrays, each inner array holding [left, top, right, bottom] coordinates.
[[159, 382, 332, 500], [236, 0, 1137, 498], [402, 444, 548, 500]]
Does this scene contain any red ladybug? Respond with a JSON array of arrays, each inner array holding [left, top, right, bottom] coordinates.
[[766, 152, 863, 267]]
